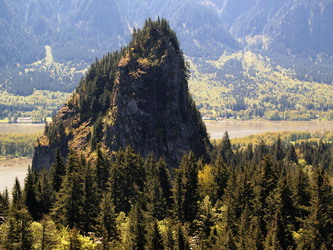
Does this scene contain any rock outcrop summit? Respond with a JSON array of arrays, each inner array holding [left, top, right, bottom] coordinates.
[[32, 19, 211, 169]]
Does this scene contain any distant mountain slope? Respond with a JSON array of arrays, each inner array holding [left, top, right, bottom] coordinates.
[[0, 0, 332, 120], [189, 51, 333, 120]]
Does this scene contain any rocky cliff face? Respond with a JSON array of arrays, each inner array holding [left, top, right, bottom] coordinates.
[[32, 19, 211, 170]]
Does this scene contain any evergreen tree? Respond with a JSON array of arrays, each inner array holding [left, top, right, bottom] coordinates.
[[4, 208, 33, 250], [173, 152, 198, 222], [146, 220, 164, 250], [82, 162, 99, 234], [96, 148, 109, 192], [291, 166, 310, 231], [264, 209, 283, 250], [109, 147, 145, 213], [98, 193, 118, 249], [173, 152, 199, 223], [250, 156, 277, 245], [265, 171, 295, 249], [144, 154, 167, 220], [242, 143, 254, 163], [286, 143, 298, 164], [219, 131, 236, 166], [196, 196, 215, 240], [164, 221, 175, 250], [51, 151, 84, 230], [174, 223, 190, 250], [23, 166, 39, 220], [156, 158, 173, 212], [298, 167, 333, 249], [273, 137, 284, 162], [35, 168, 54, 219], [126, 204, 146, 250], [11, 177, 23, 210], [31, 215, 60, 250], [246, 216, 264, 250], [211, 155, 229, 203], [253, 140, 269, 164], [236, 203, 251, 249], [0, 188, 10, 220], [50, 149, 66, 193], [214, 219, 236, 250], [222, 167, 252, 236], [91, 116, 103, 150], [68, 227, 82, 250]]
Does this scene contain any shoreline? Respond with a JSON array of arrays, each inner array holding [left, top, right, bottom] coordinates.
[[0, 157, 32, 168]]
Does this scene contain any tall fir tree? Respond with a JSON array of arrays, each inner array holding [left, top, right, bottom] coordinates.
[[291, 166, 310, 231], [265, 170, 295, 249], [35, 168, 54, 219], [173, 152, 199, 223], [196, 195, 216, 240], [211, 155, 229, 203], [96, 148, 109, 192], [0, 188, 10, 219], [219, 131, 236, 166], [11, 177, 23, 210], [286, 143, 298, 164], [51, 151, 85, 230], [298, 167, 333, 249], [264, 209, 283, 250], [98, 193, 118, 249], [126, 204, 146, 250], [272, 137, 284, 162], [109, 147, 145, 213], [82, 162, 99, 234], [23, 166, 39, 220], [163, 221, 175, 250], [50, 149, 66, 193], [174, 223, 190, 250], [144, 154, 167, 220], [4, 207, 33, 250], [146, 220, 164, 250]]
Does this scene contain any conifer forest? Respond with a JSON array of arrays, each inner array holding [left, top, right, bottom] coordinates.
[[1, 133, 333, 249], [0, 17, 333, 250]]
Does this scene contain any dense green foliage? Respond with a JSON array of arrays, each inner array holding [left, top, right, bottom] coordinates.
[[190, 51, 333, 120], [230, 130, 333, 148], [0, 90, 70, 122], [1, 132, 333, 249], [0, 133, 42, 158]]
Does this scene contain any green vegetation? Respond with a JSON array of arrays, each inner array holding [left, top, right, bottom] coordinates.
[[0, 90, 70, 122], [1, 16, 332, 249], [1, 134, 333, 249], [189, 51, 333, 120], [0, 133, 42, 158], [229, 130, 333, 149]]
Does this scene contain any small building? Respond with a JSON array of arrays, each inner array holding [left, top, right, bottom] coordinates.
[[17, 117, 33, 123]]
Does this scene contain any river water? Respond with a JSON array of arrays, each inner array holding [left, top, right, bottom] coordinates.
[[1, 121, 333, 192], [0, 123, 44, 134], [205, 120, 333, 139], [0, 158, 31, 193]]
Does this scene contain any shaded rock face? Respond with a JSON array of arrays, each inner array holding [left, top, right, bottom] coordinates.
[[32, 19, 211, 170], [104, 40, 210, 166]]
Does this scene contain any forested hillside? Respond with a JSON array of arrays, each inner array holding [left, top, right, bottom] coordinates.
[[1, 0, 333, 121]]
